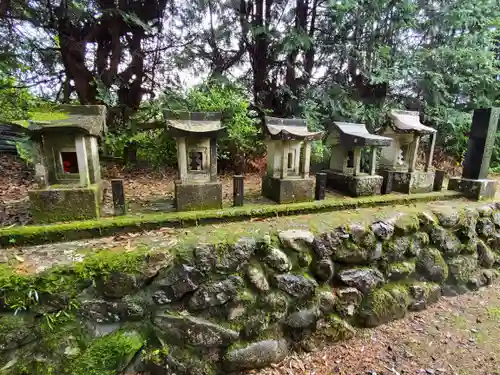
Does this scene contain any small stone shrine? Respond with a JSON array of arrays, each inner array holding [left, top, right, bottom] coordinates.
[[165, 111, 226, 211], [378, 110, 437, 193], [28, 105, 106, 223], [262, 116, 323, 203], [324, 121, 392, 196], [448, 108, 499, 200]]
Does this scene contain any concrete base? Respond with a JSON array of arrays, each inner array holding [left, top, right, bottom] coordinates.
[[324, 170, 383, 197], [175, 180, 223, 211], [262, 176, 314, 204], [381, 170, 435, 194], [448, 178, 497, 200], [29, 184, 101, 223]]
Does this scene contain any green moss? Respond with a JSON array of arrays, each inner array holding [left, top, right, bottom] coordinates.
[[447, 255, 478, 284], [72, 330, 144, 375], [360, 283, 410, 327], [416, 247, 449, 283], [0, 190, 464, 247], [394, 214, 420, 234], [0, 249, 148, 310], [315, 314, 356, 342]]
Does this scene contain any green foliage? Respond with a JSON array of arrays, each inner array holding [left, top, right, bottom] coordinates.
[[72, 330, 144, 375]]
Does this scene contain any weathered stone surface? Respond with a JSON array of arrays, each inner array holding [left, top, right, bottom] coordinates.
[[285, 309, 318, 329], [394, 214, 420, 234], [193, 244, 217, 273], [417, 211, 437, 226], [152, 290, 171, 305], [477, 217, 495, 238], [458, 208, 479, 240], [154, 264, 203, 301], [408, 232, 429, 257], [148, 347, 215, 375], [447, 255, 478, 285], [477, 205, 494, 217], [350, 224, 377, 247], [100, 272, 137, 299], [260, 292, 289, 321], [371, 221, 395, 240], [387, 261, 416, 281], [217, 237, 256, 272], [384, 236, 410, 261], [313, 315, 355, 343], [189, 276, 243, 310], [246, 265, 269, 291], [264, 248, 292, 272], [142, 252, 172, 279], [242, 311, 270, 338], [338, 268, 384, 294], [312, 230, 344, 258], [360, 285, 410, 327], [335, 287, 362, 318], [274, 274, 317, 299], [332, 241, 382, 264], [408, 282, 441, 311], [477, 239, 496, 268], [317, 290, 337, 315], [79, 299, 145, 323], [492, 212, 500, 227], [433, 209, 461, 228], [154, 313, 239, 347], [313, 257, 335, 282], [279, 230, 314, 252], [224, 340, 289, 371], [416, 247, 449, 283], [430, 227, 461, 255], [0, 315, 37, 351]]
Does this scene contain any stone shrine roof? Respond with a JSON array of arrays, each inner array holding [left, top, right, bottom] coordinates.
[[28, 105, 107, 137], [263, 117, 323, 141], [328, 121, 392, 147], [164, 111, 227, 137], [388, 110, 436, 134]]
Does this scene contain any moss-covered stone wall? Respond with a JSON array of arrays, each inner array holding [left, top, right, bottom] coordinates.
[[2, 203, 500, 374]]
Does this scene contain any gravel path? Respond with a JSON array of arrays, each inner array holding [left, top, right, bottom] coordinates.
[[251, 284, 500, 375]]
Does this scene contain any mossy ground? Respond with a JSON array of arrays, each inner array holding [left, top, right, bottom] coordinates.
[[1, 191, 467, 247]]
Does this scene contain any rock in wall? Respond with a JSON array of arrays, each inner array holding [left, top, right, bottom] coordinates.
[[2, 203, 500, 374]]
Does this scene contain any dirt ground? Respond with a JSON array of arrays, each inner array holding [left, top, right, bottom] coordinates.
[[252, 283, 500, 375]]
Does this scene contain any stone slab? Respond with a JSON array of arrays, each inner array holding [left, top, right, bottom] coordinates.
[[382, 171, 435, 194], [448, 177, 497, 201], [175, 180, 222, 211], [262, 176, 314, 204], [324, 170, 383, 197], [29, 184, 101, 223]]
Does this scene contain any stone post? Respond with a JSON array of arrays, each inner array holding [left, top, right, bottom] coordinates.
[[353, 147, 362, 176], [75, 135, 90, 186], [425, 132, 436, 172], [280, 141, 289, 179], [301, 141, 312, 178], [176, 137, 188, 181], [408, 136, 420, 173], [233, 175, 244, 207], [433, 170, 445, 191], [315, 172, 327, 200], [210, 137, 218, 181], [369, 147, 377, 176], [111, 179, 126, 216]]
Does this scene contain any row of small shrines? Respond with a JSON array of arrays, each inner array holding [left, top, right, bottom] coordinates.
[[28, 105, 499, 223]]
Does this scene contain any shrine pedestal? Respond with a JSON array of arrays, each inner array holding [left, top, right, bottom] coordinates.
[[448, 178, 497, 200], [262, 176, 314, 204], [382, 171, 435, 194], [325, 170, 383, 197], [175, 180, 222, 211], [29, 183, 101, 223]]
